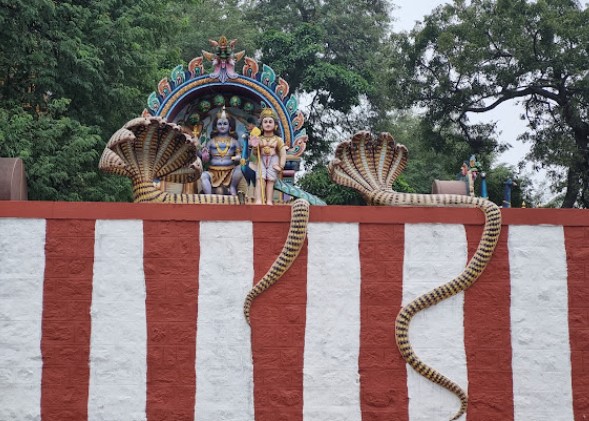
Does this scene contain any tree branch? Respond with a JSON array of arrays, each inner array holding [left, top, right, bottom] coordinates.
[[463, 86, 561, 113]]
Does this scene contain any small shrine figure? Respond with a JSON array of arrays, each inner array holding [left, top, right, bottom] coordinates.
[[456, 154, 482, 197], [202, 36, 245, 83], [200, 107, 243, 195], [249, 108, 287, 205]]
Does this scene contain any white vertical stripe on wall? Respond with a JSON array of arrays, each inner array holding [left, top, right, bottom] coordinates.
[[0, 219, 45, 421], [508, 225, 573, 421], [304, 222, 362, 421], [195, 221, 254, 420], [89, 220, 147, 421], [403, 224, 468, 421]]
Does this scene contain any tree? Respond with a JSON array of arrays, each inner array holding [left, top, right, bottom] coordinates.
[[298, 165, 366, 205], [0, 99, 130, 201], [245, 0, 393, 167], [386, 0, 589, 207], [169, 0, 259, 64], [0, 0, 182, 200]]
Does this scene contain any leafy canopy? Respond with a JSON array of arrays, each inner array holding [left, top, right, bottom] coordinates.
[[387, 0, 589, 207]]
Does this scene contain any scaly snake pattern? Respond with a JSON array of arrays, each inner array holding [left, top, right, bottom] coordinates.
[[328, 131, 501, 421], [100, 117, 500, 421], [98, 115, 312, 322], [243, 199, 310, 324]]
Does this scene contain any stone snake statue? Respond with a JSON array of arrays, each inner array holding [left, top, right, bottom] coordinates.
[[100, 117, 500, 420], [327, 131, 501, 421], [100, 116, 242, 204], [98, 115, 314, 321], [243, 198, 310, 324]]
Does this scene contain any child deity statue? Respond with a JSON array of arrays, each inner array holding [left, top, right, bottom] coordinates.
[[248, 108, 287, 205]]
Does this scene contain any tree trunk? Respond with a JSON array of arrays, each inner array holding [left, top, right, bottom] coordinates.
[[561, 165, 581, 208]]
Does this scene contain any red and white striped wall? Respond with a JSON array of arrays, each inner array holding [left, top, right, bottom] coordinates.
[[0, 202, 588, 421]]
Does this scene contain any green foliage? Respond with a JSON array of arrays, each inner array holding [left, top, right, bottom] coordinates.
[[298, 165, 366, 205], [246, 0, 393, 167], [170, 0, 258, 62], [297, 164, 415, 206], [483, 164, 527, 208], [0, 0, 181, 201], [0, 100, 130, 201], [388, 0, 589, 207], [1, 0, 580, 207]]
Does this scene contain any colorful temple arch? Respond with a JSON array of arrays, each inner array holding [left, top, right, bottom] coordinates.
[[143, 36, 307, 186]]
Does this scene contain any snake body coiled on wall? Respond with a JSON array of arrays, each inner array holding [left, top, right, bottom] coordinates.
[[100, 117, 500, 420], [243, 199, 310, 325], [98, 115, 313, 324], [328, 131, 501, 421]]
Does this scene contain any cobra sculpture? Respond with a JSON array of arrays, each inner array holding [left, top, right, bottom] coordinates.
[[98, 115, 312, 322], [327, 131, 501, 421], [100, 117, 500, 420]]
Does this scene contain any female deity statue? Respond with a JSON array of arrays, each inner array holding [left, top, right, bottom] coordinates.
[[249, 108, 287, 205], [200, 108, 243, 195]]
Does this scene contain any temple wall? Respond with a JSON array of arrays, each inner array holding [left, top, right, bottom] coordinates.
[[0, 201, 588, 421]]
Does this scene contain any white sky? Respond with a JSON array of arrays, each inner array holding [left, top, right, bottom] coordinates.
[[392, 0, 532, 170]]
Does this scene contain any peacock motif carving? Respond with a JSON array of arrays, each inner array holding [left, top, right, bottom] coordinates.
[[328, 131, 501, 421]]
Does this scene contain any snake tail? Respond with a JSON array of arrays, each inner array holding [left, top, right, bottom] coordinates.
[[394, 194, 501, 420], [328, 131, 502, 421], [243, 199, 310, 325]]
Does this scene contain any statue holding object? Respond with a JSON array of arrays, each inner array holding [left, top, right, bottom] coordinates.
[[248, 109, 287, 205]]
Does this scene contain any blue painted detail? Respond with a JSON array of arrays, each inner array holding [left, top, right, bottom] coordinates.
[[170, 65, 186, 86], [260, 64, 276, 87], [147, 92, 160, 113], [156, 76, 298, 145], [285, 96, 298, 116]]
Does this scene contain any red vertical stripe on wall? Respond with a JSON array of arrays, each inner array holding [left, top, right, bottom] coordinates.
[[41, 219, 95, 421], [464, 225, 514, 421], [143, 221, 200, 420], [251, 222, 307, 421], [358, 223, 408, 420], [564, 226, 589, 419]]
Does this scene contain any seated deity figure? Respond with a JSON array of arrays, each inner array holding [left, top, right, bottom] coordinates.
[[200, 108, 243, 195], [249, 108, 287, 205]]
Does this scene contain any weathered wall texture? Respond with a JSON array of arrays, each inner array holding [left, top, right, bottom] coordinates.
[[0, 202, 588, 421]]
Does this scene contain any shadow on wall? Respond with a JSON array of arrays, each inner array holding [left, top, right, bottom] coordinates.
[[0, 158, 28, 200]]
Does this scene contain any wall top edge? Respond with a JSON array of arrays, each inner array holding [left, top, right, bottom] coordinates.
[[0, 201, 587, 226]]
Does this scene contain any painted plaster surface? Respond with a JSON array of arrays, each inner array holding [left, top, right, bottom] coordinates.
[[0, 219, 45, 421], [403, 224, 467, 421], [304, 222, 362, 421], [508, 225, 574, 421], [196, 221, 255, 420], [0, 204, 588, 420], [89, 220, 147, 420]]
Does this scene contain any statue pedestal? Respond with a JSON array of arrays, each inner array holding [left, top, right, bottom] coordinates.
[[432, 180, 468, 196]]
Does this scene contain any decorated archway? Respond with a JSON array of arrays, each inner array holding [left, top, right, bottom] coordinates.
[[142, 36, 307, 178]]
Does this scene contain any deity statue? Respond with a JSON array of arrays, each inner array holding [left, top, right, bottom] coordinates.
[[249, 108, 287, 205], [200, 108, 243, 195], [456, 154, 482, 197], [202, 36, 245, 83]]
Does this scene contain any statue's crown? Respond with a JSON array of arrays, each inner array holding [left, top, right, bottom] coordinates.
[[216, 105, 228, 120], [260, 108, 277, 120]]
